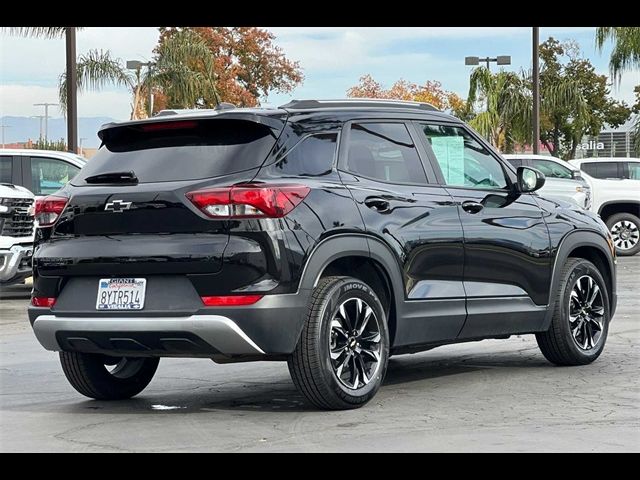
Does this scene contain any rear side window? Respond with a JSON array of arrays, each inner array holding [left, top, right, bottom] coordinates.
[[528, 158, 573, 179], [624, 162, 640, 180], [31, 157, 81, 195], [0, 156, 11, 183], [274, 133, 337, 176], [581, 162, 620, 179], [344, 123, 427, 184], [74, 119, 281, 184]]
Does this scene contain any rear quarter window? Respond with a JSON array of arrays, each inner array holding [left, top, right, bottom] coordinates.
[[74, 118, 282, 185]]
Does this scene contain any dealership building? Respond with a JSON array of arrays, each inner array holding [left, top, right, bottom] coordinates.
[[575, 114, 638, 158]]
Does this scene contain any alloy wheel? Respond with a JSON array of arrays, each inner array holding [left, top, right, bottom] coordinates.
[[568, 275, 605, 351], [329, 297, 382, 390], [611, 220, 639, 251]]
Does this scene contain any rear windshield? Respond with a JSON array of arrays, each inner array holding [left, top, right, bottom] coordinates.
[[73, 118, 281, 184]]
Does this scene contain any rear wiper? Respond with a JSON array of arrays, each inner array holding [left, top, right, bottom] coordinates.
[[85, 171, 138, 184]]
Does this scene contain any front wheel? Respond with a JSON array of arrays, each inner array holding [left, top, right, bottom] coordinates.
[[606, 212, 640, 256], [536, 258, 610, 366], [288, 276, 390, 410], [60, 352, 159, 400]]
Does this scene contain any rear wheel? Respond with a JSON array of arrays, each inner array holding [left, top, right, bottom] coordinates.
[[60, 352, 159, 400], [606, 212, 640, 256], [288, 276, 390, 410], [536, 258, 610, 366]]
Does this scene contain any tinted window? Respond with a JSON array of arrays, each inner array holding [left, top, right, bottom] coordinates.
[[344, 123, 427, 184], [528, 159, 572, 179], [31, 157, 80, 195], [75, 119, 281, 185], [275, 133, 337, 176], [420, 124, 508, 189], [506, 158, 524, 168], [581, 162, 620, 179], [0, 156, 11, 183], [625, 162, 640, 180]]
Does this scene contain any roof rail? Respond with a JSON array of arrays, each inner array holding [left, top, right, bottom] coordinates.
[[279, 98, 439, 112]]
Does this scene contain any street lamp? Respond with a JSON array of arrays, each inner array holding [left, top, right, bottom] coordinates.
[[127, 60, 156, 117], [465, 55, 511, 70]]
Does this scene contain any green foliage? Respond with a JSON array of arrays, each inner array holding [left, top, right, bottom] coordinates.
[[539, 38, 631, 159], [32, 138, 68, 151], [596, 27, 640, 81]]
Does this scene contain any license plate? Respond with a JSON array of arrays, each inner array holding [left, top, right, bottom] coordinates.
[[96, 278, 146, 310]]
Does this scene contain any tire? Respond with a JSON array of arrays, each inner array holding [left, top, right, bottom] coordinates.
[[59, 352, 160, 400], [536, 258, 610, 366], [605, 212, 640, 256], [288, 276, 390, 410]]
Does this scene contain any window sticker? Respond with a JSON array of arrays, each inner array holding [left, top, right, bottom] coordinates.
[[431, 136, 465, 185]]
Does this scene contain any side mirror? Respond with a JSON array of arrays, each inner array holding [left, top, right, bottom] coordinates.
[[516, 166, 545, 193]]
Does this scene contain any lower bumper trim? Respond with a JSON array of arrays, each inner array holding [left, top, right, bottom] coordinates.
[[32, 314, 265, 356]]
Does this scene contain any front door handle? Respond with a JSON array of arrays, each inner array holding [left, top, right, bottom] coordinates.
[[461, 200, 484, 214], [365, 197, 391, 213]]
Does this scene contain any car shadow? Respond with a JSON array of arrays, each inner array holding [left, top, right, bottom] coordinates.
[[49, 349, 550, 414]]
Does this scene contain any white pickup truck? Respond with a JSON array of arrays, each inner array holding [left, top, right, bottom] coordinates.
[[0, 183, 35, 285], [570, 157, 640, 256]]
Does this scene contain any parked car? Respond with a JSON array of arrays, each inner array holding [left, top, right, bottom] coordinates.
[[28, 99, 617, 409], [0, 183, 34, 285], [0, 149, 86, 199], [569, 157, 640, 256], [502, 154, 591, 209]]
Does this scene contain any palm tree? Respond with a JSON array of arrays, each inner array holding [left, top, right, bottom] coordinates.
[[596, 27, 640, 155], [6, 27, 80, 152]]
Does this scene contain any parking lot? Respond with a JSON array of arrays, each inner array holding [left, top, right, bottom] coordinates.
[[0, 256, 638, 452]]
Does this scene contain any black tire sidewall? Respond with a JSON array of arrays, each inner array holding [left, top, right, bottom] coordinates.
[[606, 212, 640, 256], [316, 278, 389, 402], [559, 260, 610, 360]]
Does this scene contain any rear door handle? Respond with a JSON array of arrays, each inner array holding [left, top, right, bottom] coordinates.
[[461, 200, 484, 214], [365, 197, 391, 213]]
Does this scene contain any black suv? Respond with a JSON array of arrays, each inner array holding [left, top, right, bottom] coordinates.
[[28, 99, 617, 410]]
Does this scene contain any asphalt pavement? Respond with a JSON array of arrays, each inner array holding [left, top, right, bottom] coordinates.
[[1, 257, 638, 452]]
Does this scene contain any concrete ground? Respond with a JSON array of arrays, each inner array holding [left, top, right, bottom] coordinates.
[[1, 257, 638, 452]]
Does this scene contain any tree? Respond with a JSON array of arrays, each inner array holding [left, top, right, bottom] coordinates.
[[5, 27, 81, 152], [539, 38, 630, 159], [346, 74, 468, 118], [156, 27, 303, 107], [595, 27, 640, 81], [466, 67, 530, 152]]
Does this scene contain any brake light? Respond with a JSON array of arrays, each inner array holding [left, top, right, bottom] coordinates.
[[31, 296, 56, 307], [140, 120, 198, 132], [186, 184, 310, 218], [201, 295, 263, 306], [35, 195, 68, 227]]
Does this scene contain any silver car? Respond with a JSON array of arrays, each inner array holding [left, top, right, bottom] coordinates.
[[502, 154, 591, 209]]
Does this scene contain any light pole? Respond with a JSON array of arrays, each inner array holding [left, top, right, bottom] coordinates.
[[79, 137, 86, 157], [0, 124, 11, 148], [532, 27, 540, 155], [127, 60, 156, 118], [66, 27, 78, 154], [34, 102, 58, 143], [465, 55, 511, 71], [32, 115, 45, 141]]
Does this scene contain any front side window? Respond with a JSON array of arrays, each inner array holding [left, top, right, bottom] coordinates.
[[419, 124, 508, 189], [344, 123, 427, 184], [506, 158, 524, 168], [625, 162, 640, 180], [31, 157, 80, 195], [528, 159, 572, 179]]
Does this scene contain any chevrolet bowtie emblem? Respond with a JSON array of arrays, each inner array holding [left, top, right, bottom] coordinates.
[[104, 200, 132, 213]]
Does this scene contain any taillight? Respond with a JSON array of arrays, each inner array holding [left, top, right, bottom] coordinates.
[[186, 184, 310, 219], [35, 195, 68, 227], [31, 296, 56, 307], [201, 295, 263, 306]]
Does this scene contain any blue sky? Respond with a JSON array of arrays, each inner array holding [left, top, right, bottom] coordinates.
[[1, 27, 638, 121]]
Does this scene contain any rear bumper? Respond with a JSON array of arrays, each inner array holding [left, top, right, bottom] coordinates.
[[0, 244, 33, 284], [28, 290, 310, 360]]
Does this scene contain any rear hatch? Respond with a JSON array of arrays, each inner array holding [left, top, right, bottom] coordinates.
[[37, 112, 286, 278]]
